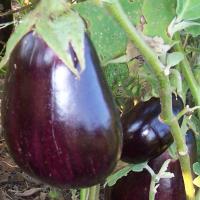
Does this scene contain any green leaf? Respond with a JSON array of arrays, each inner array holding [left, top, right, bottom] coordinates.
[[176, 0, 200, 21], [36, 11, 86, 76], [193, 176, 200, 188], [105, 165, 133, 187], [103, 63, 129, 88], [184, 18, 200, 36], [137, 64, 159, 101], [186, 23, 200, 37], [142, 0, 176, 43], [168, 18, 200, 37], [193, 162, 200, 176], [130, 162, 148, 172], [167, 52, 184, 68], [74, 1, 126, 64], [105, 162, 147, 187], [119, 0, 144, 25], [74, 0, 143, 64], [157, 159, 172, 177], [0, 15, 36, 68], [192, 65, 200, 85], [169, 69, 183, 96]]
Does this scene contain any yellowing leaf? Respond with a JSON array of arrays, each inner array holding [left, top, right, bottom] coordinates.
[[193, 176, 200, 188]]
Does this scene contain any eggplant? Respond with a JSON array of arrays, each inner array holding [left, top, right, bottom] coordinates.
[[121, 95, 184, 163], [105, 129, 197, 200], [0, 0, 13, 54], [2, 31, 122, 188]]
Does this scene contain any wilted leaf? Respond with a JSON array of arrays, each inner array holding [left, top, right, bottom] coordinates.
[[9, 188, 42, 197], [144, 36, 171, 55]]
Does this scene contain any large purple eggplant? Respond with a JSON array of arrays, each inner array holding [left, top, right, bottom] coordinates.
[[2, 31, 122, 188], [105, 129, 197, 200], [121, 95, 184, 163], [0, 0, 13, 53]]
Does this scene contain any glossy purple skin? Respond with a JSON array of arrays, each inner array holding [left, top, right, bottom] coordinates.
[[0, 0, 13, 52], [121, 95, 183, 163], [105, 130, 197, 200], [2, 32, 122, 188]]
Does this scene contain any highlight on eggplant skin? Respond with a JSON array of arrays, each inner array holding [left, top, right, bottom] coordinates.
[[121, 95, 184, 164], [105, 129, 197, 200], [2, 31, 122, 188]]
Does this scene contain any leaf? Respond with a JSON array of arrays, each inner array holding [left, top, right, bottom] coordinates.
[[105, 162, 147, 187], [103, 63, 129, 88], [157, 159, 172, 178], [166, 52, 184, 68], [185, 19, 200, 36], [36, 12, 86, 76], [131, 162, 148, 172], [192, 65, 200, 85], [105, 165, 133, 187], [74, 0, 143, 64], [193, 176, 200, 188], [176, 0, 200, 21], [168, 18, 200, 37], [142, 0, 176, 43], [137, 64, 160, 101], [0, 15, 36, 68], [193, 162, 200, 176], [169, 69, 183, 96], [159, 172, 174, 179]]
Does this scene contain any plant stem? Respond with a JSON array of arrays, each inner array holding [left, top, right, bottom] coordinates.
[[80, 188, 89, 200], [149, 176, 156, 200], [146, 165, 156, 200], [88, 185, 100, 200], [104, 1, 195, 199], [174, 34, 200, 119]]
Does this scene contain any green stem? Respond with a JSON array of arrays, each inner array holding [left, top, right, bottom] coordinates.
[[80, 188, 89, 200], [88, 185, 100, 200], [146, 165, 156, 200], [174, 34, 200, 119], [104, 1, 195, 199]]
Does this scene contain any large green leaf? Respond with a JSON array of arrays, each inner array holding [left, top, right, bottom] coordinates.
[[176, 0, 200, 21], [74, 1, 143, 64], [119, 0, 144, 25], [142, 0, 176, 43], [185, 19, 200, 36]]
